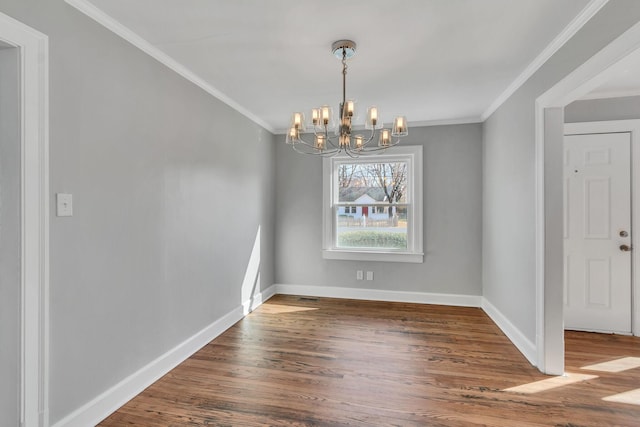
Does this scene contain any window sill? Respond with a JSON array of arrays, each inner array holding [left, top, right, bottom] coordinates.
[[322, 249, 424, 263]]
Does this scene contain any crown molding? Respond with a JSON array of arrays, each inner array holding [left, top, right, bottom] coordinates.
[[64, 0, 275, 134], [66, 0, 609, 133], [408, 116, 483, 128], [577, 88, 640, 100], [481, 0, 609, 121]]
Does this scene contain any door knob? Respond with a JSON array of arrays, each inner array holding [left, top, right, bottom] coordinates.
[[620, 230, 629, 237], [620, 244, 633, 252]]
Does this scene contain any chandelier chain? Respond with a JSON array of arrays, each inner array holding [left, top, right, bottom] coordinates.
[[342, 49, 348, 107]]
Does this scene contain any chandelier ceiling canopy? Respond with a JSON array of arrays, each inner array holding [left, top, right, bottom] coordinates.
[[286, 40, 408, 157]]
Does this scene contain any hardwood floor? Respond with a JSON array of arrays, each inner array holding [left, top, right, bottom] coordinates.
[[100, 295, 640, 426]]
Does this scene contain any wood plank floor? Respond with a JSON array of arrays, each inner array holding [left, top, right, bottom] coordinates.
[[100, 295, 640, 426]]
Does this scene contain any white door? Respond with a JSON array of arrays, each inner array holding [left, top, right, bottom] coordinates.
[[564, 132, 632, 334]]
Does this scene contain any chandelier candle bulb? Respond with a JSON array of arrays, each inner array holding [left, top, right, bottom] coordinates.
[[311, 108, 320, 126], [369, 107, 378, 124], [315, 134, 326, 150], [286, 127, 298, 144], [379, 129, 391, 147], [345, 100, 355, 117], [392, 116, 408, 136], [321, 105, 332, 126], [292, 112, 305, 130], [355, 135, 364, 149]]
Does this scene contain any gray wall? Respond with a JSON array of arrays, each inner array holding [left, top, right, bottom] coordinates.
[[483, 1, 640, 345], [565, 95, 640, 122], [0, 0, 276, 423], [275, 124, 483, 296], [0, 44, 20, 427]]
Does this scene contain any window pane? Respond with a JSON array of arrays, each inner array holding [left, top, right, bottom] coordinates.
[[336, 206, 408, 250], [337, 162, 408, 204]]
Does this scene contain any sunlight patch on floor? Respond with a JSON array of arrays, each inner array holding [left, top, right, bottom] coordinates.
[[503, 372, 597, 394], [581, 357, 640, 373], [260, 304, 319, 314], [603, 388, 640, 405]]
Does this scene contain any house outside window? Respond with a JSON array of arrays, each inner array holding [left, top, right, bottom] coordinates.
[[322, 146, 423, 263]]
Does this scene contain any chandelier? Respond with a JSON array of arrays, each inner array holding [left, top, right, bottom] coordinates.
[[286, 40, 408, 156]]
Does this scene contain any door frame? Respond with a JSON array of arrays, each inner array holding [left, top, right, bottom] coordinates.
[[535, 20, 640, 375], [564, 120, 640, 335], [0, 11, 49, 427]]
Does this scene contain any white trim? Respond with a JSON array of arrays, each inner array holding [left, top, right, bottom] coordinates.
[[0, 11, 50, 427], [322, 145, 423, 263], [322, 250, 423, 263], [52, 307, 244, 427], [52, 285, 277, 427], [481, 298, 537, 366], [578, 88, 640, 101], [408, 117, 483, 129], [242, 284, 278, 315], [536, 20, 640, 375], [564, 120, 640, 337], [64, 0, 275, 134], [51, 284, 556, 426], [274, 284, 482, 307], [534, 98, 546, 373], [482, 0, 609, 121]]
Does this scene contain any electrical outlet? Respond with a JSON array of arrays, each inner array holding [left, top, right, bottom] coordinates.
[[366, 271, 374, 281], [356, 270, 363, 280]]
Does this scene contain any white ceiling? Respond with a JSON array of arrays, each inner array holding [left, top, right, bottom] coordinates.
[[82, 0, 593, 133]]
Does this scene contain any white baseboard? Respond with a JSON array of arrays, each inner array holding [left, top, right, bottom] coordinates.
[[53, 286, 275, 427], [274, 283, 483, 307], [242, 284, 277, 314], [53, 285, 535, 427], [481, 297, 537, 366]]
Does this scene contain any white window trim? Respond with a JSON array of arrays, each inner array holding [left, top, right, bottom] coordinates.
[[322, 145, 423, 263]]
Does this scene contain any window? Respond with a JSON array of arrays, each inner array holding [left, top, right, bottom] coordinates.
[[322, 145, 423, 263]]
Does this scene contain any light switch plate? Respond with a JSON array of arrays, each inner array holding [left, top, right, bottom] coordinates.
[[366, 271, 374, 281], [56, 193, 73, 217]]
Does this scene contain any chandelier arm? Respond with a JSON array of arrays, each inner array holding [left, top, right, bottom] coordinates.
[[343, 148, 361, 158], [291, 143, 326, 156], [325, 137, 340, 149], [293, 135, 318, 148], [292, 143, 342, 157], [312, 126, 335, 141], [360, 139, 402, 153], [359, 128, 377, 147]]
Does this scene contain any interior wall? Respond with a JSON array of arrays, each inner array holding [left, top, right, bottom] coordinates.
[[483, 0, 640, 349], [275, 123, 483, 296], [0, 44, 20, 427], [565, 95, 640, 122], [0, 0, 276, 424]]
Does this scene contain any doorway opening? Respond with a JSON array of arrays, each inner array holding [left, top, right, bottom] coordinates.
[[0, 11, 49, 427], [536, 21, 640, 375]]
